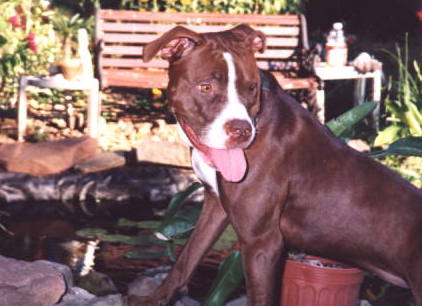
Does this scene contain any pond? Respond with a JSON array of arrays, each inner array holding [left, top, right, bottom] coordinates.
[[0, 198, 223, 301]]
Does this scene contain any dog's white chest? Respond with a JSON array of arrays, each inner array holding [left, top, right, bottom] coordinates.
[[191, 148, 219, 195]]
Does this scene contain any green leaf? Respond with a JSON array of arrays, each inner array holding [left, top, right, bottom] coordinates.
[[125, 248, 167, 259], [386, 137, 422, 157], [203, 251, 244, 306], [0, 35, 7, 47], [118, 219, 160, 229], [212, 225, 238, 251], [370, 137, 422, 158], [99, 234, 150, 245], [326, 102, 377, 137], [165, 182, 203, 218], [373, 125, 402, 147], [155, 205, 201, 240], [76, 228, 108, 238], [165, 241, 177, 262]]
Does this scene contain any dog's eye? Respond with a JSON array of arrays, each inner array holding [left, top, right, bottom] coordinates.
[[248, 83, 258, 92], [197, 83, 213, 93]]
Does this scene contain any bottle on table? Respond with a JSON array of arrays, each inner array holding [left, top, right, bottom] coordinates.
[[325, 22, 348, 67]]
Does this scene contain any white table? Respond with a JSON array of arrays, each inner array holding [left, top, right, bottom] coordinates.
[[314, 64, 382, 124], [17, 74, 100, 141]]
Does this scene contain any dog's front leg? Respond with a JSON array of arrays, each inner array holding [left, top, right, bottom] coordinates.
[[240, 230, 284, 306], [127, 188, 229, 306], [226, 189, 286, 306]]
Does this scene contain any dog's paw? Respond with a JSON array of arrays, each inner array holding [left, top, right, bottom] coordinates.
[[125, 294, 168, 306]]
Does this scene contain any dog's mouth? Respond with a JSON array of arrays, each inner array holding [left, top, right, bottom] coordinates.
[[179, 118, 247, 182]]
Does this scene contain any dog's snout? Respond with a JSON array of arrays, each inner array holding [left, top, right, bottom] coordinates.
[[224, 119, 252, 138]]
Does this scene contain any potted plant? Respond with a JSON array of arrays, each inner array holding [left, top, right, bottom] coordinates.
[[280, 254, 364, 306], [52, 14, 88, 80]]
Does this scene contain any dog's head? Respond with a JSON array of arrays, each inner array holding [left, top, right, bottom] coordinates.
[[144, 25, 266, 182]]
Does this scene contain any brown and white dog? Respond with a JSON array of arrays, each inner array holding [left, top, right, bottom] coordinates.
[[128, 25, 422, 305]]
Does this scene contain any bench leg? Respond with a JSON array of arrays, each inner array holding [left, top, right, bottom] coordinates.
[[17, 76, 29, 142], [87, 79, 100, 139]]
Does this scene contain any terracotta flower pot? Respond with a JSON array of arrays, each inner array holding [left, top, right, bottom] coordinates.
[[281, 255, 364, 306]]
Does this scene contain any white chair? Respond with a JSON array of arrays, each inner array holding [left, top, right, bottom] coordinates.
[[17, 29, 101, 141]]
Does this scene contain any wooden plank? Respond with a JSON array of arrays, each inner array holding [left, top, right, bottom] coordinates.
[[101, 58, 168, 68], [102, 33, 158, 43], [101, 47, 295, 60], [272, 73, 317, 90], [100, 22, 300, 37], [256, 49, 296, 59], [101, 33, 299, 48], [98, 10, 300, 26], [102, 45, 142, 55], [102, 69, 169, 88]]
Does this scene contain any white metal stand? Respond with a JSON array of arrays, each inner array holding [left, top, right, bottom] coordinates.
[[17, 74, 100, 141], [314, 64, 382, 124]]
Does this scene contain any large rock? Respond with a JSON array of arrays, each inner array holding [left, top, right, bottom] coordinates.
[[0, 256, 66, 306], [57, 287, 123, 306], [74, 152, 125, 174], [128, 274, 199, 306], [0, 164, 200, 205], [0, 137, 98, 177], [137, 139, 191, 168]]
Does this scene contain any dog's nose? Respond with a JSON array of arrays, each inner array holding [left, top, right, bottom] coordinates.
[[224, 119, 252, 138]]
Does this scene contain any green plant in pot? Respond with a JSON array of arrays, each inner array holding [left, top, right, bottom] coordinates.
[[52, 14, 88, 80]]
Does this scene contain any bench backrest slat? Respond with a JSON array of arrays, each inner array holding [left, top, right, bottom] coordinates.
[[97, 10, 301, 25]]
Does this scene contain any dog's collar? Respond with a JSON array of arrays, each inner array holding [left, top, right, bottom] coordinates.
[[252, 70, 270, 126], [259, 70, 270, 92]]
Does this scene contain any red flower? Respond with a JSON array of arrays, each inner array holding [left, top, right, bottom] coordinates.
[[416, 10, 422, 22], [7, 16, 21, 28], [26, 33, 36, 41], [26, 34, 38, 53]]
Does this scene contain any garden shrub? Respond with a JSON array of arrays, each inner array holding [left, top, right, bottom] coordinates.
[[0, 0, 59, 106]]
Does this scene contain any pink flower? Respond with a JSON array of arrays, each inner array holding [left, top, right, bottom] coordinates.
[[26, 33, 36, 41], [416, 10, 422, 22], [26, 34, 38, 53], [7, 16, 21, 28]]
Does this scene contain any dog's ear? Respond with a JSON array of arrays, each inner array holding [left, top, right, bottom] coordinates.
[[143, 26, 203, 62], [231, 24, 266, 53]]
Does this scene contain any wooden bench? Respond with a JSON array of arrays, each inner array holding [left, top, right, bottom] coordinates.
[[95, 10, 322, 118]]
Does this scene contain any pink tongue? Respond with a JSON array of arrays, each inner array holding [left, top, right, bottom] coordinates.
[[207, 148, 247, 182]]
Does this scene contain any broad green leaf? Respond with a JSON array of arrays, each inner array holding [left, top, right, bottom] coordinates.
[[155, 205, 201, 240], [373, 125, 402, 147], [76, 228, 108, 237], [326, 102, 377, 137], [387, 137, 422, 157], [99, 234, 150, 245], [125, 249, 167, 260], [212, 225, 238, 251], [165, 182, 203, 218], [370, 137, 422, 158], [404, 102, 422, 135], [118, 219, 160, 230], [203, 251, 244, 306]]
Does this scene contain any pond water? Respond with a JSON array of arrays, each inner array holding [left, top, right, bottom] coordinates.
[[0, 199, 220, 301]]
